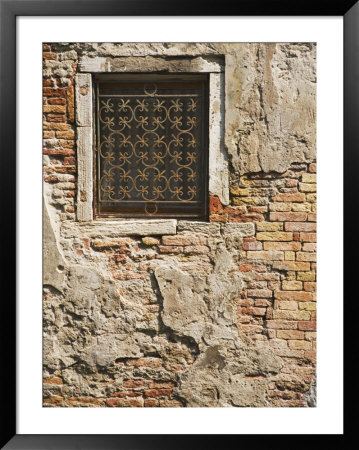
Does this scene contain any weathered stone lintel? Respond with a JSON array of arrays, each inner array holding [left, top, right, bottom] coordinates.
[[79, 55, 224, 73], [62, 219, 177, 238]]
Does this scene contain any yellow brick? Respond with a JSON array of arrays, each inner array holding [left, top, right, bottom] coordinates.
[[288, 340, 312, 350], [285, 251, 295, 261], [247, 250, 284, 261], [230, 188, 249, 196], [269, 203, 291, 212], [256, 232, 293, 241], [256, 222, 283, 232], [298, 302, 316, 311], [296, 252, 316, 262], [272, 261, 311, 271], [297, 271, 316, 281], [282, 280, 303, 290], [272, 310, 311, 320], [43, 105, 66, 114], [306, 194, 316, 203], [233, 197, 268, 206], [301, 173, 317, 183], [277, 330, 304, 340], [274, 300, 298, 310], [305, 332, 317, 341], [291, 202, 312, 212], [263, 241, 301, 251], [299, 183, 316, 193]]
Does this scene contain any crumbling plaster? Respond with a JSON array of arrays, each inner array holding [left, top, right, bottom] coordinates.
[[43, 42, 316, 407]]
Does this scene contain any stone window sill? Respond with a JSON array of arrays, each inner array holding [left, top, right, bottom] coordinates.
[[62, 219, 177, 237]]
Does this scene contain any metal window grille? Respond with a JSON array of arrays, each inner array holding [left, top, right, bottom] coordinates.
[[94, 75, 209, 219]]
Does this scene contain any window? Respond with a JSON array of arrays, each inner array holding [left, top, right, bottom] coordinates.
[[94, 74, 209, 219], [75, 56, 228, 225]]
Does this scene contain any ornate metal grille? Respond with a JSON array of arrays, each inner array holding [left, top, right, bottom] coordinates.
[[95, 76, 208, 218]]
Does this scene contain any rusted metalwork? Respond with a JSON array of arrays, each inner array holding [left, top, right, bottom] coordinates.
[[95, 76, 208, 218]]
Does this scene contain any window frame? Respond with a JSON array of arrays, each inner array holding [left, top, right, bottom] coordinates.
[[75, 55, 229, 226]]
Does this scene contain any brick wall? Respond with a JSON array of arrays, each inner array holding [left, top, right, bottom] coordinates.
[[43, 43, 316, 408]]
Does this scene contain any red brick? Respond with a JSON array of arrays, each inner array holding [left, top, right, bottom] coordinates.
[[239, 307, 266, 316], [112, 390, 143, 398], [43, 376, 63, 385], [209, 196, 223, 214], [299, 232, 316, 242], [48, 98, 66, 105], [43, 87, 66, 97], [144, 398, 159, 407], [273, 193, 306, 202], [47, 114, 66, 123], [145, 389, 172, 398], [298, 321, 316, 331], [106, 397, 143, 407], [275, 291, 313, 301], [269, 212, 307, 222], [126, 357, 162, 368], [43, 52, 57, 60], [43, 148, 75, 156]]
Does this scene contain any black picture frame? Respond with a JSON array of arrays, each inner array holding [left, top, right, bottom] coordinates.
[[1, 1, 354, 448]]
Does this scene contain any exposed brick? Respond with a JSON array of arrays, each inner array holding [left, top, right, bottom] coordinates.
[[43, 376, 63, 385], [299, 183, 316, 193], [272, 310, 311, 320], [296, 252, 316, 262], [272, 261, 310, 271], [263, 241, 301, 251], [297, 271, 316, 281], [285, 222, 316, 232], [47, 114, 66, 122], [43, 105, 66, 114], [145, 389, 172, 398], [288, 340, 312, 350], [282, 280, 303, 291], [275, 290, 313, 301], [273, 193, 306, 202], [303, 282, 316, 292], [302, 243, 316, 252], [246, 289, 272, 298], [265, 320, 298, 330], [298, 321, 316, 331], [106, 397, 144, 407], [242, 239, 263, 251], [269, 212, 307, 222], [298, 302, 316, 311], [256, 232, 293, 241], [43, 87, 66, 97], [277, 330, 304, 340], [256, 222, 283, 231], [126, 357, 162, 368], [247, 250, 284, 261], [209, 196, 223, 214]]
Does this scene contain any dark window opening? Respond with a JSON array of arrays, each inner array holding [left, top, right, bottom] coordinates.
[[94, 74, 209, 219]]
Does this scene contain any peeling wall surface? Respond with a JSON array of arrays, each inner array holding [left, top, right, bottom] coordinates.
[[43, 43, 316, 407]]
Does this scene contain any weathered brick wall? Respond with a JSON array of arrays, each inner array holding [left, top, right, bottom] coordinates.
[[43, 42, 316, 407]]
